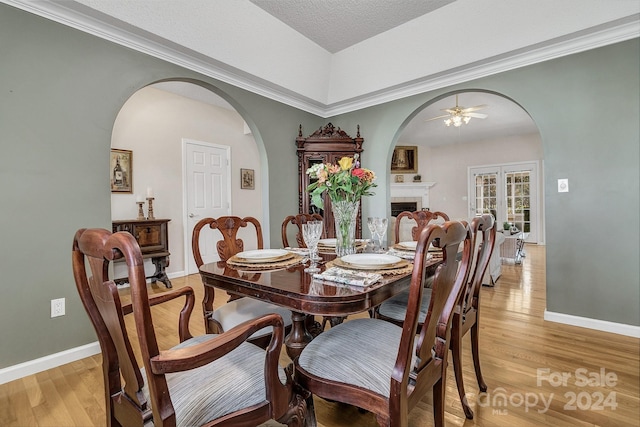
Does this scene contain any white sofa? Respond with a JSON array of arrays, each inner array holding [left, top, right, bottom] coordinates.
[[390, 216, 504, 286]]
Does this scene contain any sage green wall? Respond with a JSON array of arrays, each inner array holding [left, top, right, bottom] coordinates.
[[0, 4, 320, 369], [1, 4, 638, 370], [325, 39, 640, 327]]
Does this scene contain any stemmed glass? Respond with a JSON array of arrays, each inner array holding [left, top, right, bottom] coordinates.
[[367, 217, 379, 252], [373, 217, 388, 253], [302, 220, 323, 273]]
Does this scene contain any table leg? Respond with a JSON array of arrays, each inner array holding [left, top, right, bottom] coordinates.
[[285, 311, 314, 361], [148, 256, 172, 288]]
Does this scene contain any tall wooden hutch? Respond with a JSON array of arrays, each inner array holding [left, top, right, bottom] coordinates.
[[296, 123, 364, 238]]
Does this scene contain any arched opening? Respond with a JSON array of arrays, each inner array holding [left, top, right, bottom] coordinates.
[[390, 90, 544, 244], [110, 80, 267, 280]]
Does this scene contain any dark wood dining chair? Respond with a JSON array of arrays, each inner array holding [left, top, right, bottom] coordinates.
[[377, 214, 496, 419], [281, 213, 324, 248], [295, 220, 473, 427], [72, 228, 309, 427], [394, 210, 450, 243], [281, 213, 328, 336], [192, 216, 293, 349], [450, 214, 496, 418]]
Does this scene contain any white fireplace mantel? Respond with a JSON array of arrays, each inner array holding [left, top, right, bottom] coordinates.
[[390, 182, 436, 210]]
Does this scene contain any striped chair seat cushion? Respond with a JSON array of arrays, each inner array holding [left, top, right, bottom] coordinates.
[[213, 297, 293, 338], [142, 334, 287, 426], [377, 288, 432, 324], [298, 318, 417, 398]]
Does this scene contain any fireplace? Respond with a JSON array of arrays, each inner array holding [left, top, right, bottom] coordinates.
[[390, 182, 435, 217], [391, 200, 418, 216]]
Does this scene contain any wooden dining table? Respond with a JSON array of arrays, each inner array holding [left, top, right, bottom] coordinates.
[[198, 254, 440, 360]]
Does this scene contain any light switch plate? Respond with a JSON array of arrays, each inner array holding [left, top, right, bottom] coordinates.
[[558, 178, 569, 193]]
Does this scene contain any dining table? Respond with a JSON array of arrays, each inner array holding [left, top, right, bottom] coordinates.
[[198, 249, 441, 360]]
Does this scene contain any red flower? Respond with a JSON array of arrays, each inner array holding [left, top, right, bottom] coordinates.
[[351, 168, 366, 179]]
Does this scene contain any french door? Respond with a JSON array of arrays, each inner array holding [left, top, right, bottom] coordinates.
[[468, 162, 539, 243]]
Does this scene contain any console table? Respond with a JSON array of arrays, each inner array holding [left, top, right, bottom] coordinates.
[[112, 219, 172, 288]]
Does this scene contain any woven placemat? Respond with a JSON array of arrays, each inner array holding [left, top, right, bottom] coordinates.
[[226, 254, 304, 270], [324, 259, 413, 276]]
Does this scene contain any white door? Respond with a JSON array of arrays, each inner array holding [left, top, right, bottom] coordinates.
[[184, 139, 231, 274], [469, 162, 539, 243]]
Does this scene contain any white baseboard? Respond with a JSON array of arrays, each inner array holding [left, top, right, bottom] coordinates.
[[0, 342, 100, 385], [544, 310, 640, 338]]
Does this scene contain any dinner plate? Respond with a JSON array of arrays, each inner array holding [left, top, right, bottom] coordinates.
[[317, 238, 337, 247], [340, 254, 402, 269], [333, 256, 409, 271], [318, 238, 367, 248], [395, 241, 417, 251], [234, 249, 293, 263]]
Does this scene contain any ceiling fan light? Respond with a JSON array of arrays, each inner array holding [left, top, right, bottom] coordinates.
[[463, 116, 471, 124], [444, 118, 452, 126], [452, 116, 463, 127]]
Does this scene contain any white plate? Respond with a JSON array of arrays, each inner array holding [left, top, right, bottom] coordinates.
[[397, 241, 417, 250], [235, 249, 289, 261], [317, 238, 337, 247], [341, 254, 401, 268]]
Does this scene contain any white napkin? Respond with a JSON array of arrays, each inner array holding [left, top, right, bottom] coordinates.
[[285, 247, 309, 256], [313, 267, 382, 287]]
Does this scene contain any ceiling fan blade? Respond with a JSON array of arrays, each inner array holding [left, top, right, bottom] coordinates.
[[424, 114, 450, 122], [464, 112, 488, 119], [461, 104, 488, 113]]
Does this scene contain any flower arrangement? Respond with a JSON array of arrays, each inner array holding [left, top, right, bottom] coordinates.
[[306, 154, 377, 209]]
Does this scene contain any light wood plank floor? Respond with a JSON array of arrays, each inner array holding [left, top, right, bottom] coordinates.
[[1, 245, 638, 426]]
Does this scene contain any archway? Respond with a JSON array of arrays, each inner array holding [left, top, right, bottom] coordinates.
[[110, 80, 267, 279], [391, 90, 545, 244]]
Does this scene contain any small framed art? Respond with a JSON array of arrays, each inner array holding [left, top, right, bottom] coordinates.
[[241, 168, 255, 190], [110, 149, 133, 193]]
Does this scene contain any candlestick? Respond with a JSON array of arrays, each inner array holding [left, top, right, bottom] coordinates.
[[146, 197, 155, 220], [146, 187, 154, 198], [136, 201, 145, 220]]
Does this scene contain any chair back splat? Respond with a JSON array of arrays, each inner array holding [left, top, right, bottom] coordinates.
[[73, 228, 311, 427], [295, 220, 473, 427], [281, 213, 324, 248], [394, 210, 449, 243]]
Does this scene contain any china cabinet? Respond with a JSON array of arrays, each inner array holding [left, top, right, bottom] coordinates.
[[296, 123, 364, 238]]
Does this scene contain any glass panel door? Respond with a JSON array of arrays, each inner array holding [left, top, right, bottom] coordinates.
[[469, 162, 538, 243]]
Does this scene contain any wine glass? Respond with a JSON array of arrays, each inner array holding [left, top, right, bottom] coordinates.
[[374, 217, 388, 253], [367, 217, 379, 252], [302, 221, 323, 272]]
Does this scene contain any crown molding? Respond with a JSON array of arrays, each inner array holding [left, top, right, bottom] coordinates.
[[5, 1, 639, 118]]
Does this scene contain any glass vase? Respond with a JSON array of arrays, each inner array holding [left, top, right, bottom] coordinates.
[[331, 199, 359, 256]]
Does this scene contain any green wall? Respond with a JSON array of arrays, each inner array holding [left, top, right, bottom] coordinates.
[[1, 3, 637, 369]]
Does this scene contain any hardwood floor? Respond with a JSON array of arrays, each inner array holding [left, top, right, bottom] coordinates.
[[1, 245, 638, 426]]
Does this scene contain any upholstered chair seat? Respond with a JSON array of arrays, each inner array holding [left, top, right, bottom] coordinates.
[[212, 298, 294, 340], [140, 334, 288, 426], [298, 318, 418, 398], [376, 288, 432, 325]]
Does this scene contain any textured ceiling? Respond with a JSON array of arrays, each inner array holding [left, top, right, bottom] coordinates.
[[249, 0, 455, 53]]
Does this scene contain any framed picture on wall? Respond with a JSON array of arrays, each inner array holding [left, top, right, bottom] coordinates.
[[391, 145, 418, 174], [241, 168, 255, 190], [110, 149, 133, 193]]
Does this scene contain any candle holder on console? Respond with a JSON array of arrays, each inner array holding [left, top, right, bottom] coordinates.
[[136, 201, 145, 220], [146, 197, 155, 220]]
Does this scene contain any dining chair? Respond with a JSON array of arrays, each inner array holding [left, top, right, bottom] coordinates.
[[377, 214, 496, 419], [72, 228, 310, 427], [393, 210, 449, 243], [192, 216, 293, 349], [295, 220, 473, 427], [281, 213, 324, 248]]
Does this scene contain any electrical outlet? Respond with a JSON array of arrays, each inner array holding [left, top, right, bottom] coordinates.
[[51, 298, 65, 317]]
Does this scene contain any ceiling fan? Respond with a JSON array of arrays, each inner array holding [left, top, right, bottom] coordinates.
[[425, 94, 488, 127]]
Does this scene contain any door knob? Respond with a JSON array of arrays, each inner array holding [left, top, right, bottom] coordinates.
[[189, 213, 196, 218]]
